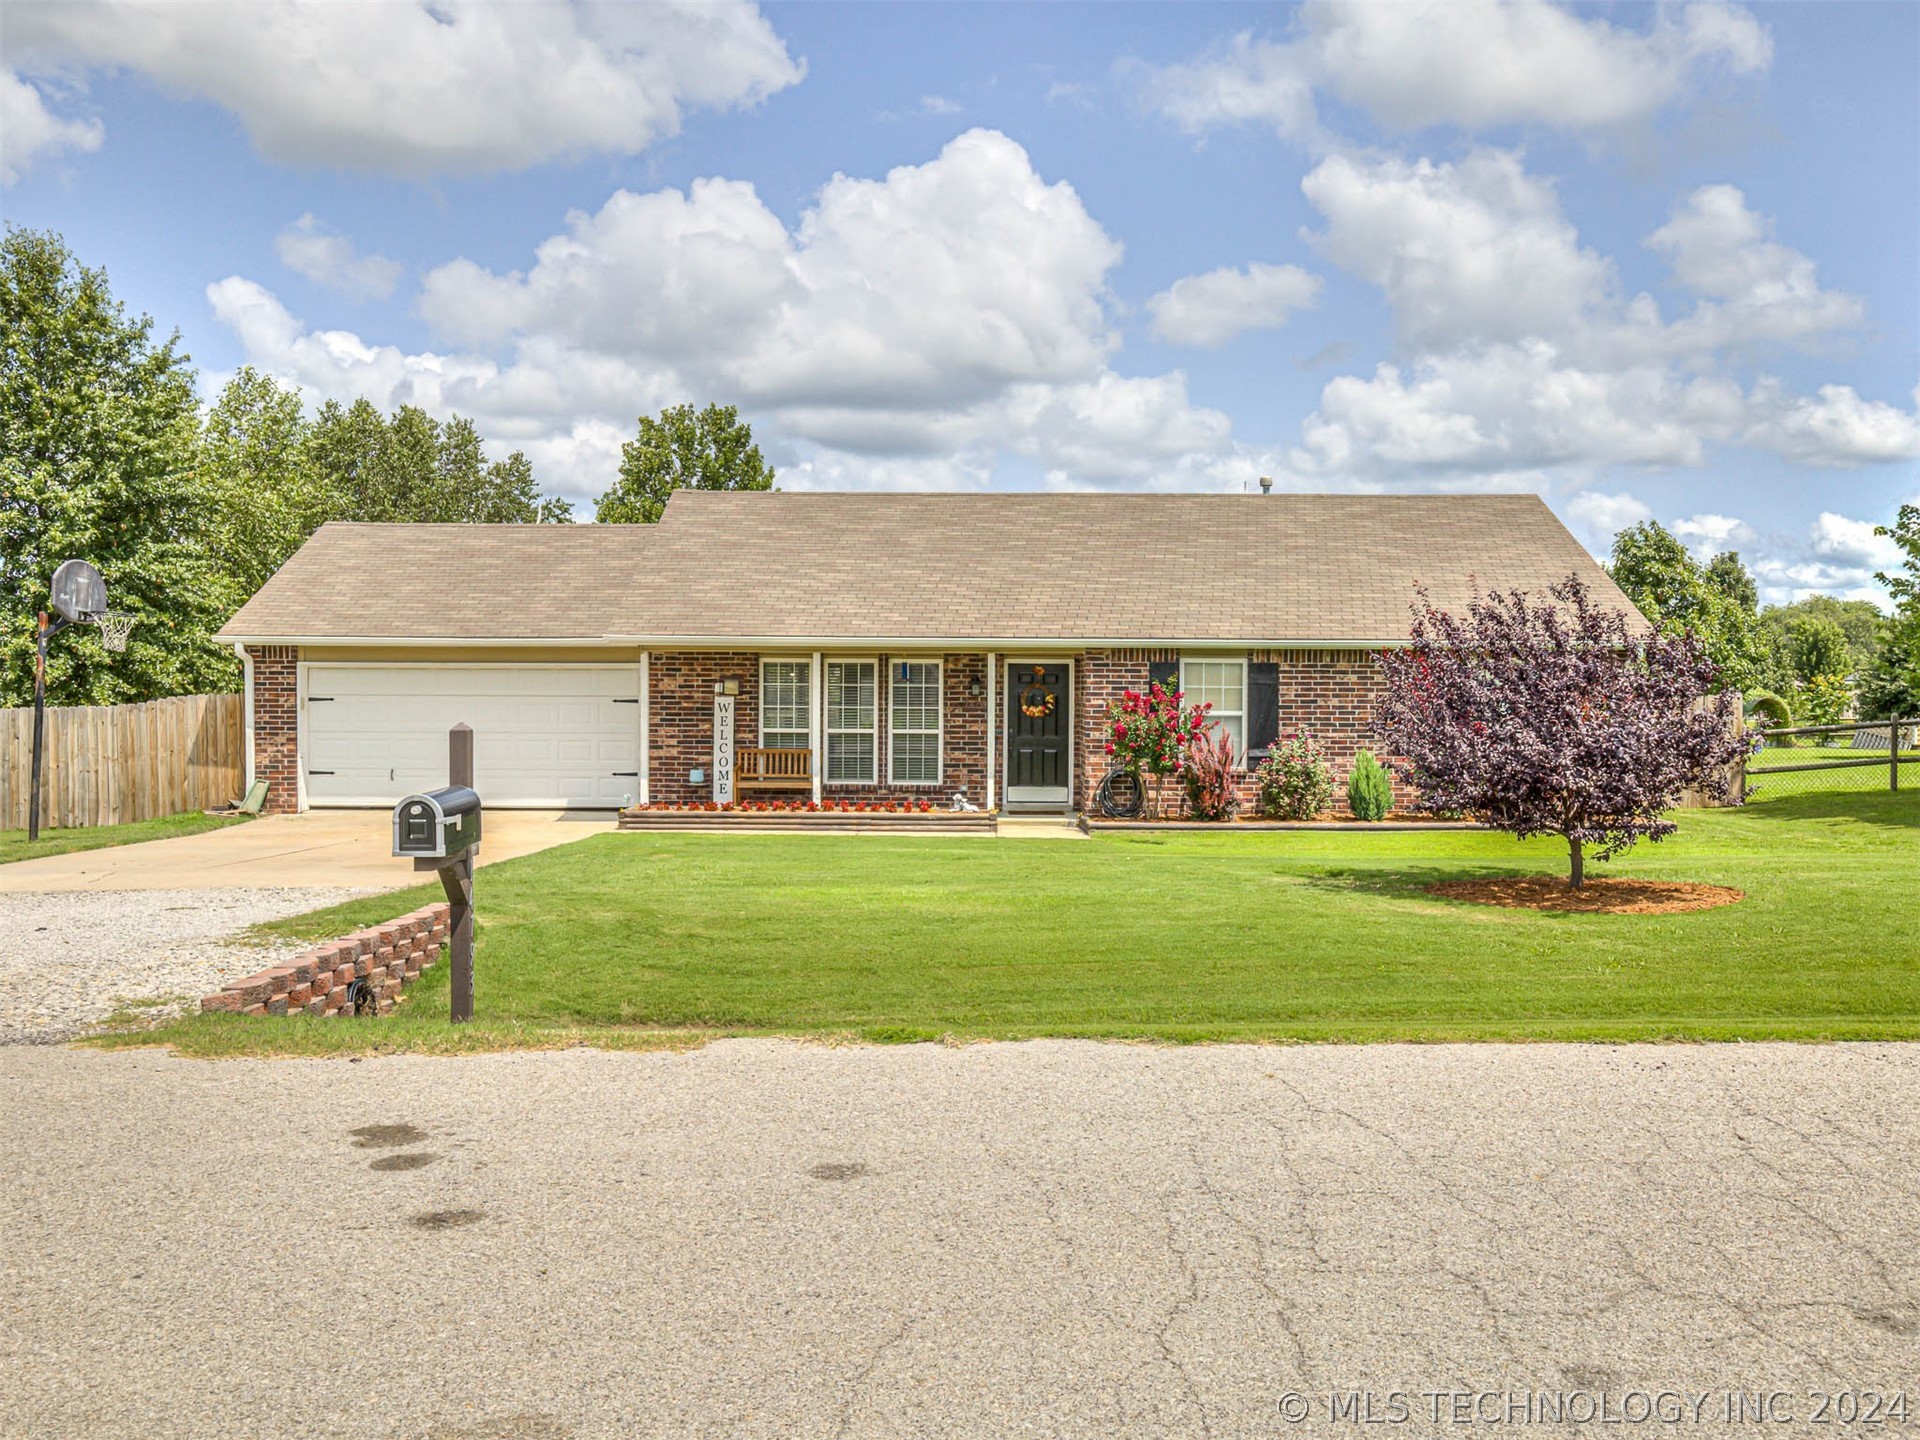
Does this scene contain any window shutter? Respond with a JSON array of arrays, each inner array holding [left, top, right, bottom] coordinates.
[[1148, 659, 1179, 693], [1247, 661, 1279, 759]]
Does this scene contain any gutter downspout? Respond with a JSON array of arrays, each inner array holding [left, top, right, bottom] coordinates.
[[231, 643, 254, 788]]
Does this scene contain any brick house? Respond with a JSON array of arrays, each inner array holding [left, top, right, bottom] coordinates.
[[216, 491, 1637, 816]]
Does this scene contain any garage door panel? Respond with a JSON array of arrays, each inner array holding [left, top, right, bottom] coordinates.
[[305, 665, 639, 808]]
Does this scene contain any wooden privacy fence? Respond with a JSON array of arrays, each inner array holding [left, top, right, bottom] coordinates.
[[0, 693, 243, 830]]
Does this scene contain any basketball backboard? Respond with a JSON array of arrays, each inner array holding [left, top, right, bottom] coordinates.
[[50, 560, 107, 622]]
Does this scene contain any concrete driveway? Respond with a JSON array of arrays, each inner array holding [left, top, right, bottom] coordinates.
[[0, 808, 615, 893], [2, 1040, 1914, 1439]]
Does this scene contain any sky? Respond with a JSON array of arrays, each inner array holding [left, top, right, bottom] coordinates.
[[3, 0, 1916, 607]]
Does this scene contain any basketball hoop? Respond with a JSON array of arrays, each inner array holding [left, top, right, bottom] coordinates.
[[92, 612, 135, 653]]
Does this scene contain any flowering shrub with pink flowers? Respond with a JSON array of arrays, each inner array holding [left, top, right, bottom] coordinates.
[[1253, 732, 1334, 820], [1103, 681, 1215, 817]]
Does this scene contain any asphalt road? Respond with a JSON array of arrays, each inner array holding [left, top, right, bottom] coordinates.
[[2, 1041, 1915, 1439]]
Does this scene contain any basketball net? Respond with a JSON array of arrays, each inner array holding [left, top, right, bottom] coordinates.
[[92, 612, 135, 653]]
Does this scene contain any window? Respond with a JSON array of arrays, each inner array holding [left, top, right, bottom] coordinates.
[[760, 660, 811, 750], [889, 660, 942, 784], [1181, 658, 1246, 757], [825, 660, 877, 783]]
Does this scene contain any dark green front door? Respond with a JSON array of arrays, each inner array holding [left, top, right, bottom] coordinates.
[[1006, 662, 1070, 806]]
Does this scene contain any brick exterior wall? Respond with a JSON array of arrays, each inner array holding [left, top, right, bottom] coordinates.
[[646, 652, 990, 808], [1075, 648, 1175, 814], [242, 643, 1386, 818], [1076, 647, 1391, 816], [247, 645, 300, 814], [1255, 649, 1386, 771], [200, 904, 449, 1016], [649, 651, 760, 806]]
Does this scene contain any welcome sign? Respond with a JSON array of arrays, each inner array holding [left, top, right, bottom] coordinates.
[[712, 693, 736, 804]]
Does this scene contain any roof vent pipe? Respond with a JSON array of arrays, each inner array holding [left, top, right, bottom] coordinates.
[[1258, 476, 1273, 494]]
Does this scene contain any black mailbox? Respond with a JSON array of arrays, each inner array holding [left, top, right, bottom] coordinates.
[[392, 785, 482, 860]]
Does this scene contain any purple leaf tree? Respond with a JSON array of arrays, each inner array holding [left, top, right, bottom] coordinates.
[[1372, 576, 1747, 887]]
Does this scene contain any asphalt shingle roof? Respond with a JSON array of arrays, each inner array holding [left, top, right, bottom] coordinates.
[[218, 491, 1640, 646]]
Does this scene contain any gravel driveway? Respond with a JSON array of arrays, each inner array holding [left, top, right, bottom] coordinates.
[[0, 887, 372, 1043], [2, 1040, 1914, 1439]]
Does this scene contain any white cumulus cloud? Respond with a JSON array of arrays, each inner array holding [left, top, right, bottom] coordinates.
[[273, 215, 403, 301], [2, 0, 803, 176], [1564, 491, 1654, 553], [1147, 262, 1322, 347], [1276, 148, 1918, 485], [1142, 0, 1770, 142], [0, 68, 102, 183], [212, 130, 1232, 497]]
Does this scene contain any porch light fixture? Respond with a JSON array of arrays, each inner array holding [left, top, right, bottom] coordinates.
[[967, 678, 983, 698], [715, 678, 739, 696]]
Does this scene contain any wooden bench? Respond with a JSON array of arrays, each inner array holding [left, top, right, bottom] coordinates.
[[736, 747, 813, 793]]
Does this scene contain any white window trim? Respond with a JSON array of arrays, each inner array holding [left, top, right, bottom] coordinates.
[[887, 658, 943, 786], [758, 657, 812, 751], [824, 657, 879, 786], [1180, 655, 1248, 758]]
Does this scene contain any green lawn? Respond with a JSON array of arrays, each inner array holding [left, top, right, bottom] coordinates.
[[0, 811, 249, 866], [1744, 747, 1918, 801], [107, 790, 1920, 1056]]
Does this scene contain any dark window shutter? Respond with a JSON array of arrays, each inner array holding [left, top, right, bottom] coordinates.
[[1148, 659, 1179, 693], [1247, 662, 1279, 759]]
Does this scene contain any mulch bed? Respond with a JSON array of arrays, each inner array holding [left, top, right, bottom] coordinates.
[[1427, 876, 1745, 914]]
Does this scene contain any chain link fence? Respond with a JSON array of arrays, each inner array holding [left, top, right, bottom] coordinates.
[[1743, 717, 1920, 802]]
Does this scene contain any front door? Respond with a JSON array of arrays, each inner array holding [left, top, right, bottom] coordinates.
[[1005, 661, 1071, 809]]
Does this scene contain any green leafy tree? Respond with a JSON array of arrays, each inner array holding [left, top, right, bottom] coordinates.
[[201, 366, 335, 601], [1703, 550, 1758, 611], [1798, 672, 1852, 739], [1858, 503, 1920, 719], [305, 398, 388, 518], [435, 421, 572, 523], [596, 402, 774, 524], [1757, 594, 1884, 693], [1785, 615, 1851, 686], [368, 404, 446, 521], [0, 228, 234, 705], [306, 401, 570, 525], [1607, 521, 1768, 694]]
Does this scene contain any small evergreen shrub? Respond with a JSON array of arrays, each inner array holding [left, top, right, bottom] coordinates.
[[1346, 749, 1393, 821], [1254, 732, 1333, 820]]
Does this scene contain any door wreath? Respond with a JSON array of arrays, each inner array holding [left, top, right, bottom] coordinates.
[[1018, 685, 1057, 719]]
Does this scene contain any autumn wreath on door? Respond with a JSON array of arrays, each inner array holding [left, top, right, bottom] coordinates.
[[1018, 666, 1057, 719]]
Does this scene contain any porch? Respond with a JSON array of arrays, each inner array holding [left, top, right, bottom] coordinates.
[[643, 652, 1082, 816]]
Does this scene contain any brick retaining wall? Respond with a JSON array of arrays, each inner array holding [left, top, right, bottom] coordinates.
[[200, 904, 449, 1017]]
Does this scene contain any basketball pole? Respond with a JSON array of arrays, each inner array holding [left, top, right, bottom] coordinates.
[[28, 610, 72, 844]]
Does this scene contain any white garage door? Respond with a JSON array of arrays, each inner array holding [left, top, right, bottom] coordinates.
[[304, 664, 641, 808]]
